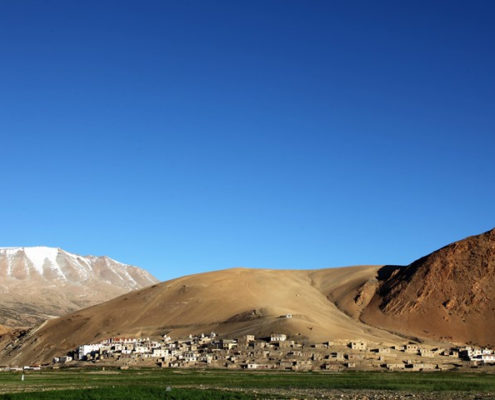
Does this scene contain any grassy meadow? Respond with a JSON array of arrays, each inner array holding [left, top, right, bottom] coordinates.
[[0, 368, 494, 399]]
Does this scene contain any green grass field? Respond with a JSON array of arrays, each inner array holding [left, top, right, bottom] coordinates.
[[0, 368, 494, 399], [0, 387, 256, 400]]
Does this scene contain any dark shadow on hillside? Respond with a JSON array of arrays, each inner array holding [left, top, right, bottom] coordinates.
[[376, 265, 404, 282]]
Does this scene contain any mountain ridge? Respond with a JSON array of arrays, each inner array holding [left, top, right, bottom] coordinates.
[[2, 227, 495, 365], [0, 246, 158, 327], [361, 228, 495, 346]]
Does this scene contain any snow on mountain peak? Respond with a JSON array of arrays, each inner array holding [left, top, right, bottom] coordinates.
[[0, 246, 158, 288], [0, 246, 159, 328], [0, 246, 60, 275], [24, 246, 59, 274]]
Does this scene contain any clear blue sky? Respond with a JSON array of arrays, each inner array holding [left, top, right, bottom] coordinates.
[[1, 1, 494, 281]]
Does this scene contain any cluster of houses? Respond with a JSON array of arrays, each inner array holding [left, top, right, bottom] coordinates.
[[459, 347, 495, 363], [48, 333, 495, 372]]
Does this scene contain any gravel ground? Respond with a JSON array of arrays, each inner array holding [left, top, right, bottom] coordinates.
[[219, 387, 495, 400]]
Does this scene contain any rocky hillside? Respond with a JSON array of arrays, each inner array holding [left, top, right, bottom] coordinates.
[[362, 228, 495, 346], [0, 247, 158, 327]]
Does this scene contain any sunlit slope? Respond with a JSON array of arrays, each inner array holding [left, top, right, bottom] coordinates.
[[2, 266, 402, 364]]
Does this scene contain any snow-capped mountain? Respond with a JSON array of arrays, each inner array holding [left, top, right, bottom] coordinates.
[[0, 247, 158, 327], [0, 246, 157, 288]]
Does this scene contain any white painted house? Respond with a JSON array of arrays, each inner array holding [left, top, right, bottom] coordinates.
[[270, 334, 287, 342], [78, 344, 101, 359]]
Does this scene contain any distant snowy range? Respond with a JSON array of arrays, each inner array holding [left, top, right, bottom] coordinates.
[[0, 247, 158, 327]]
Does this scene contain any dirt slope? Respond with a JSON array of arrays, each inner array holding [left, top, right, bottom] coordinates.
[[362, 228, 495, 346], [1, 266, 403, 365]]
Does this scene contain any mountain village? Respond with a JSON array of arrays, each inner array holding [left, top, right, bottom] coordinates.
[[44, 333, 495, 372]]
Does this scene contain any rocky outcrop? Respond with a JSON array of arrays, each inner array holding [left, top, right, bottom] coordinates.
[[362, 228, 495, 346]]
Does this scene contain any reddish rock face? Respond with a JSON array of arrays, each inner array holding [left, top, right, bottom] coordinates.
[[362, 228, 495, 346]]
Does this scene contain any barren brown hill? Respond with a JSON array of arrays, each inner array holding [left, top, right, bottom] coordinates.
[[1, 266, 404, 365], [362, 228, 495, 346], [5, 228, 494, 365]]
